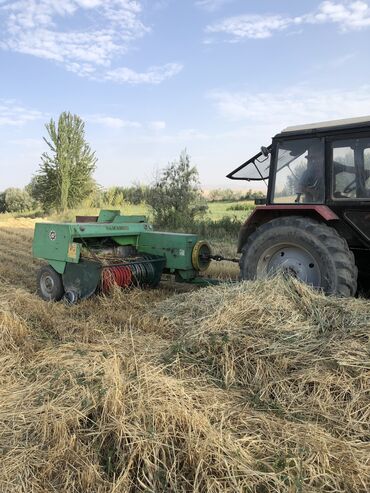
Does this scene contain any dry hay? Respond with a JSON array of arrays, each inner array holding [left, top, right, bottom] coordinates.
[[0, 305, 289, 493], [0, 222, 369, 492], [157, 279, 370, 491]]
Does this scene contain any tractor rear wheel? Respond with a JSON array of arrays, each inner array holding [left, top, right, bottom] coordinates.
[[37, 265, 65, 301], [239, 216, 357, 297]]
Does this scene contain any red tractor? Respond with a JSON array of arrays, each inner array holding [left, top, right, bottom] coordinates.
[[227, 116, 370, 297]]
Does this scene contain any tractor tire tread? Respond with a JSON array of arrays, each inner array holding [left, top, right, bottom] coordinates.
[[240, 216, 357, 297]]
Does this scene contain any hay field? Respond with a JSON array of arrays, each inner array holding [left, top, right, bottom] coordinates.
[[0, 218, 369, 492]]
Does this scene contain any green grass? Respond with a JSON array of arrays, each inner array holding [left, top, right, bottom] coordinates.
[[2, 200, 255, 223], [207, 201, 254, 220], [49, 200, 254, 222]]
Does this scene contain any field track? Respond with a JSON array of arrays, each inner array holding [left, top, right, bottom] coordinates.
[[0, 219, 369, 492]]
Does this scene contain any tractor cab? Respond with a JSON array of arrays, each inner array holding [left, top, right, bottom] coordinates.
[[228, 138, 327, 204], [228, 116, 370, 206], [227, 116, 370, 296]]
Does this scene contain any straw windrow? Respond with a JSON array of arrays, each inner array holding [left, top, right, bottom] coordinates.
[[0, 223, 369, 492]]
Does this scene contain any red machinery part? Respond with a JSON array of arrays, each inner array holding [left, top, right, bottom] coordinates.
[[102, 265, 132, 292]]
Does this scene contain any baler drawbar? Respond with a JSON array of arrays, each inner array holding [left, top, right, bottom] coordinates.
[[32, 209, 223, 302]]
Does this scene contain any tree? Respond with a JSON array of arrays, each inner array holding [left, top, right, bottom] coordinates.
[[102, 187, 124, 206], [121, 183, 148, 205], [0, 192, 5, 213], [25, 176, 43, 207], [208, 188, 238, 202], [35, 112, 97, 211], [146, 150, 208, 229]]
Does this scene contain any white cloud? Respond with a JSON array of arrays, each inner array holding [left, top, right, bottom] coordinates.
[[207, 14, 294, 40], [105, 63, 183, 84], [206, 1, 370, 41], [309, 0, 370, 29], [0, 99, 45, 126], [208, 86, 370, 128], [195, 0, 233, 12], [0, 0, 146, 67], [86, 114, 141, 128], [0, 0, 182, 84]]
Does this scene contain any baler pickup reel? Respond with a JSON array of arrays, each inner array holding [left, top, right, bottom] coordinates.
[[32, 209, 226, 303]]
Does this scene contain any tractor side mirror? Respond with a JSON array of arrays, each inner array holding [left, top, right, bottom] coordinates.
[[261, 146, 270, 157]]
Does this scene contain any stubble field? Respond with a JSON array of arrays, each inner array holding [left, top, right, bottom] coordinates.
[[0, 217, 369, 492]]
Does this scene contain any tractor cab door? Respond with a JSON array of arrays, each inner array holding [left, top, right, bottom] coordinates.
[[227, 146, 271, 182], [330, 135, 370, 243], [271, 138, 325, 204]]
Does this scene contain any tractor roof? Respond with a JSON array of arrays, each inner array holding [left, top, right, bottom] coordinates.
[[278, 115, 370, 137]]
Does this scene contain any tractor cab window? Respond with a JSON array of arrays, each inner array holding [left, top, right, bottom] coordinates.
[[273, 138, 325, 204], [227, 146, 271, 181], [332, 138, 370, 199]]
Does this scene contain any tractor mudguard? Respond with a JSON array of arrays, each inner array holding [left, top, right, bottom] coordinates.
[[237, 205, 339, 253]]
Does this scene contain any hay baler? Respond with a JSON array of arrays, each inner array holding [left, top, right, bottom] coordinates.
[[32, 209, 213, 302]]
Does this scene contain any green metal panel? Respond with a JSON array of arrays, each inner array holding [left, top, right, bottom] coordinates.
[[97, 209, 147, 224], [32, 221, 150, 263], [49, 260, 67, 274], [97, 210, 120, 222], [69, 222, 149, 239], [138, 231, 198, 271], [32, 223, 81, 264], [113, 235, 140, 246]]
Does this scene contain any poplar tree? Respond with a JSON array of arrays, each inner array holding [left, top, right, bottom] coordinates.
[[35, 112, 97, 211]]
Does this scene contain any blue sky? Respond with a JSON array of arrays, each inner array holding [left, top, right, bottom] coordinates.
[[1, 0, 370, 190]]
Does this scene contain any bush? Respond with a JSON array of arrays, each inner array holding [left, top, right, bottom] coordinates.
[[121, 184, 148, 205], [88, 185, 149, 208], [240, 190, 266, 201], [146, 150, 208, 229], [191, 216, 243, 239], [208, 189, 238, 202], [207, 189, 266, 202], [155, 215, 243, 240], [0, 188, 33, 213], [102, 187, 124, 207]]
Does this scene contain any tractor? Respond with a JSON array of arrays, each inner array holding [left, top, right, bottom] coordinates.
[[227, 115, 370, 297]]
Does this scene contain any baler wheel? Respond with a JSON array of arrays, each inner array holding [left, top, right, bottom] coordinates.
[[37, 265, 65, 301], [239, 216, 357, 297]]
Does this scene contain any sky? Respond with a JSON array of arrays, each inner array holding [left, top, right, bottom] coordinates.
[[1, 0, 370, 191]]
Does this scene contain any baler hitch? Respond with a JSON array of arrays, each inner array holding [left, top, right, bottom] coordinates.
[[204, 254, 240, 263]]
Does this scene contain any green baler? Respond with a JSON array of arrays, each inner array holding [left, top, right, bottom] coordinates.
[[32, 209, 213, 302]]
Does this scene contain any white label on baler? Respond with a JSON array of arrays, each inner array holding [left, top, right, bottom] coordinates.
[[179, 249, 185, 256]]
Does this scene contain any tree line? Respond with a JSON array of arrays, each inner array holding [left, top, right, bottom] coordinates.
[[1, 112, 210, 228], [1, 111, 263, 230]]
